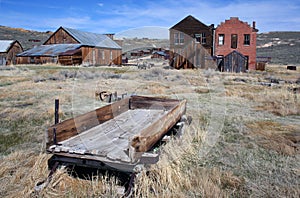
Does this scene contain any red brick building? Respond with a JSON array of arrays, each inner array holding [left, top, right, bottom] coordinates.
[[215, 17, 258, 71]]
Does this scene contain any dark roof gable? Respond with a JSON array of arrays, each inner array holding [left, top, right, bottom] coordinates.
[[170, 15, 212, 31], [0, 40, 23, 53], [169, 15, 214, 38]]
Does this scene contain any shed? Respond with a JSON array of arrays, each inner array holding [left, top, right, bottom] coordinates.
[[17, 44, 82, 65], [151, 51, 169, 60], [220, 50, 247, 72], [0, 40, 23, 65], [255, 56, 271, 71]]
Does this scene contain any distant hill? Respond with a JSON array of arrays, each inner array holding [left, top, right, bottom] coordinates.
[[0, 25, 299, 64], [257, 32, 300, 65], [0, 26, 51, 50]]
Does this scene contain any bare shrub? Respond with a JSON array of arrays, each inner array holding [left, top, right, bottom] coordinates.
[[33, 76, 47, 83], [140, 67, 167, 80], [203, 68, 216, 78], [0, 66, 16, 71]]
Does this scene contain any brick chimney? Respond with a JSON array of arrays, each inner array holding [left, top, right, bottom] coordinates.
[[105, 33, 115, 40]]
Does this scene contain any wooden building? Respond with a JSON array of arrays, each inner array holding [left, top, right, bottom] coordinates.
[[151, 51, 169, 60], [17, 44, 82, 65], [0, 40, 23, 65], [169, 15, 214, 69], [215, 17, 258, 71], [17, 27, 122, 66], [220, 50, 247, 72]]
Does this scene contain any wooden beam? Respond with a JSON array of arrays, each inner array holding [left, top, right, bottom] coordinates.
[[130, 95, 181, 110], [130, 99, 186, 160]]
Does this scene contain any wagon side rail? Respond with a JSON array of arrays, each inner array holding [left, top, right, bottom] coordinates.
[[46, 97, 130, 149], [129, 99, 187, 161]]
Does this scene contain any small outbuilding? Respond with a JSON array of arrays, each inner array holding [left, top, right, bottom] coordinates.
[[218, 50, 247, 72], [0, 40, 23, 65], [151, 51, 169, 60]]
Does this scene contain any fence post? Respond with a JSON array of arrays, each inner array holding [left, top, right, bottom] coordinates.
[[55, 99, 59, 124]]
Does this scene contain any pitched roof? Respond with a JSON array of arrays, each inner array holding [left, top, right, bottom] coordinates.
[[152, 51, 167, 56], [170, 15, 211, 30], [0, 40, 16, 53], [17, 44, 82, 57], [61, 27, 121, 49]]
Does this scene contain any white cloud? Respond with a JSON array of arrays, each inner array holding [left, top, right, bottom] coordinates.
[[98, 3, 104, 7]]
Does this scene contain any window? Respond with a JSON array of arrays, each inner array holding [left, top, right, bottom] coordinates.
[[244, 34, 250, 45], [201, 33, 206, 44], [174, 32, 184, 45], [218, 34, 224, 45], [110, 51, 113, 60], [195, 33, 206, 44], [174, 33, 179, 44], [231, 34, 238, 49], [179, 33, 184, 44], [102, 51, 105, 60], [245, 56, 249, 70]]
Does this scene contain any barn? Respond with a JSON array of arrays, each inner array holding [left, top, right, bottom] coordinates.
[[0, 40, 23, 66], [17, 27, 122, 66]]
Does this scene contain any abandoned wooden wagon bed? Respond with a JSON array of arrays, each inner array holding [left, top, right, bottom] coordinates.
[[46, 95, 187, 173]]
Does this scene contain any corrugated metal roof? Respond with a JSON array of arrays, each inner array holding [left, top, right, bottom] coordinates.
[[153, 51, 167, 56], [0, 40, 15, 53], [17, 44, 82, 57], [62, 27, 121, 49]]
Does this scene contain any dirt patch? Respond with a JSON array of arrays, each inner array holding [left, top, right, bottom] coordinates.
[[246, 120, 300, 155]]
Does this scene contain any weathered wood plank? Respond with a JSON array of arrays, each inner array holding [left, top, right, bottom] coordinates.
[[130, 99, 186, 160], [47, 95, 187, 165], [47, 97, 130, 148], [130, 95, 180, 110], [52, 109, 166, 162]]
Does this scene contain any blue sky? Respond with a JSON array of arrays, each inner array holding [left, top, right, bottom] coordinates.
[[0, 0, 299, 38]]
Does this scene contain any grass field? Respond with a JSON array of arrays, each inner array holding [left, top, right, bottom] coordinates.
[[0, 64, 299, 197]]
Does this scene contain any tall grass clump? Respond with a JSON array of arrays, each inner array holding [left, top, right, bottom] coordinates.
[[133, 127, 229, 197]]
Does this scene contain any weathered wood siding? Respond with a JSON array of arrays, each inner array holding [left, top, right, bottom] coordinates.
[[0, 53, 6, 65], [81, 47, 122, 66], [1, 41, 23, 65], [223, 51, 247, 72], [170, 41, 208, 69], [44, 28, 79, 45], [17, 56, 57, 64], [58, 49, 82, 65], [47, 97, 130, 147], [169, 15, 214, 69]]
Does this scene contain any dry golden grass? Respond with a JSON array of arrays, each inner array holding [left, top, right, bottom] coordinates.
[[0, 64, 299, 197], [0, 151, 122, 198], [224, 73, 300, 116], [133, 127, 229, 198], [246, 120, 300, 156]]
